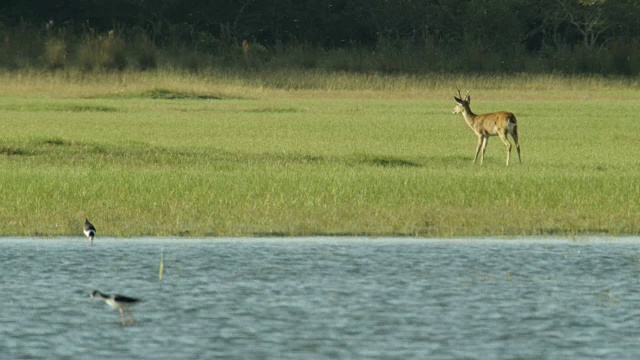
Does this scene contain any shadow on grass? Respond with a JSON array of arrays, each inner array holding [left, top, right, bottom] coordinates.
[[246, 152, 423, 168], [39, 138, 68, 146], [243, 107, 302, 113], [352, 154, 421, 168], [83, 87, 234, 100], [3, 138, 473, 170], [139, 88, 222, 100], [0, 145, 33, 156], [1, 137, 72, 156], [0, 103, 117, 112]]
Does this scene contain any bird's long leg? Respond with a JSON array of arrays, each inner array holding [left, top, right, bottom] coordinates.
[[127, 311, 135, 325], [119, 309, 126, 327]]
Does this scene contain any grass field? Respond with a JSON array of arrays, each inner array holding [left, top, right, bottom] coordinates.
[[1, 70, 639, 237]]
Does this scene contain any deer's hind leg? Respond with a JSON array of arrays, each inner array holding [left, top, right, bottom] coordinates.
[[511, 128, 521, 163], [498, 132, 512, 166]]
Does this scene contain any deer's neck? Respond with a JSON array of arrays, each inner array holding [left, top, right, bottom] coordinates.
[[460, 105, 478, 130]]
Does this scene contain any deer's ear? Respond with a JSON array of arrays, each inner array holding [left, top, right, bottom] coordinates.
[[454, 96, 462, 103], [466, 96, 471, 103]]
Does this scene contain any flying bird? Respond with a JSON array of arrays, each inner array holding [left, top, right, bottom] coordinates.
[[84, 218, 96, 246], [90, 290, 140, 327]]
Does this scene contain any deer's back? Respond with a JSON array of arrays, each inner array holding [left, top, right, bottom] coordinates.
[[474, 111, 516, 136]]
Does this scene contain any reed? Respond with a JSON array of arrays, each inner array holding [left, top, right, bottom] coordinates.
[[159, 247, 164, 280]]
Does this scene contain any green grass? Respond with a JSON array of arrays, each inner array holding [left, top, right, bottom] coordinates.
[[0, 70, 639, 237]]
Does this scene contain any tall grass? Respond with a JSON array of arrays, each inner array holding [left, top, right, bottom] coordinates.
[[0, 69, 637, 99], [0, 71, 639, 237]]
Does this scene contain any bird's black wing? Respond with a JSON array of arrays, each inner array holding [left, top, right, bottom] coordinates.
[[113, 294, 140, 303]]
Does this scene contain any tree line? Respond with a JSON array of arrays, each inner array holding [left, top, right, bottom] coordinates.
[[1, 0, 639, 74]]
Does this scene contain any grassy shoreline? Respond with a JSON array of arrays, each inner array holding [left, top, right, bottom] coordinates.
[[1, 70, 639, 237]]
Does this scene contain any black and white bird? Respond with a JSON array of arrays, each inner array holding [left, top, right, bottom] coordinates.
[[84, 218, 96, 246], [90, 290, 140, 327]]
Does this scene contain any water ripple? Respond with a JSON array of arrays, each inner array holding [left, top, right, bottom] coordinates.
[[1, 238, 640, 359]]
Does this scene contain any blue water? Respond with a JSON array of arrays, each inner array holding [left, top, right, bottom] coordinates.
[[2, 237, 640, 359]]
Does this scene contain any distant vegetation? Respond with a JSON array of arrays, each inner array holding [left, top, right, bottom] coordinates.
[[1, 0, 640, 75]]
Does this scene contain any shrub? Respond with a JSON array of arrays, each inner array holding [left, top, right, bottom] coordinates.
[[242, 40, 270, 69], [606, 39, 640, 76], [44, 37, 66, 69], [133, 33, 157, 70], [0, 29, 16, 68], [374, 36, 417, 73], [101, 31, 126, 70], [78, 30, 127, 71], [0, 24, 41, 69]]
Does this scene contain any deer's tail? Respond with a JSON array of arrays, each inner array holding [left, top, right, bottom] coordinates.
[[507, 113, 517, 134]]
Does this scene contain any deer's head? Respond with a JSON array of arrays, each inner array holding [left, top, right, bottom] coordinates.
[[453, 89, 470, 114]]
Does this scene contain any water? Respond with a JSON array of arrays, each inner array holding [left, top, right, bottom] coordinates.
[[2, 237, 640, 359]]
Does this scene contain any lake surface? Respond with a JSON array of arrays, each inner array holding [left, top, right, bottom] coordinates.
[[2, 237, 640, 359]]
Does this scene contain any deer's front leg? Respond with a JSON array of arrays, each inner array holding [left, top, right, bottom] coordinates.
[[480, 136, 489, 165], [473, 136, 483, 164]]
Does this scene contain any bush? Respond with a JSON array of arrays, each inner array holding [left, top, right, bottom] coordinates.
[[0, 29, 16, 68], [0, 24, 41, 69], [606, 39, 640, 76], [44, 37, 66, 69], [242, 40, 270, 69], [374, 36, 408, 72], [132, 33, 157, 70], [78, 30, 127, 71]]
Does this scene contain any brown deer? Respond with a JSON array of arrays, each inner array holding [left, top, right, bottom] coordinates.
[[452, 90, 521, 165]]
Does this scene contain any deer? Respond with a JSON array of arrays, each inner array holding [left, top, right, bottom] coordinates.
[[452, 90, 521, 166]]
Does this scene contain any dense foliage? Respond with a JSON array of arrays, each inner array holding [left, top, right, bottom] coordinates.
[[1, 0, 640, 74]]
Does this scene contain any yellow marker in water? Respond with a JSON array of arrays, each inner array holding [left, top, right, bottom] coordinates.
[[159, 247, 164, 280]]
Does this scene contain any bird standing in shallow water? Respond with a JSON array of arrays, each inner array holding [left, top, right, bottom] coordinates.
[[84, 218, 96, 246], [90, 290, 140, 327]]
